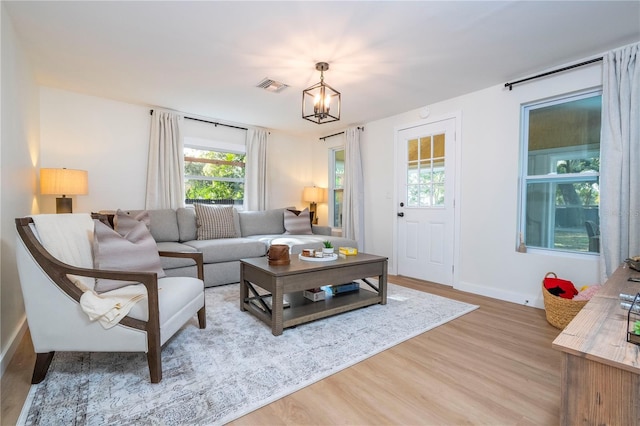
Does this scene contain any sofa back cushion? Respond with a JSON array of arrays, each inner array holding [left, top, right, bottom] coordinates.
[[122, 209, 179, 242], [177, 207, 198, 241], [238, 208, 288, 237]]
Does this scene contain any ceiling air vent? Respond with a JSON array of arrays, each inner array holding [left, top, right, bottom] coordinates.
[[256, 78, 288, 93]]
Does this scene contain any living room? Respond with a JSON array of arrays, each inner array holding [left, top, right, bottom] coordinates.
[[2, 1, 639, 424]]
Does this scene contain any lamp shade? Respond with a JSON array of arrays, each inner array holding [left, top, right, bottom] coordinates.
[[302, 186, 327, 203], [40, 168, 89, 196]]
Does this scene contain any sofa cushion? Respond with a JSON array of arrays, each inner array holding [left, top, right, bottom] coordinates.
[[127, 276, 203, 327], [156, 241, 199, 270], [194, 204, 237, 239], [93, 212, 166, 293], [238, 208, 288, 237], [284, 208, 313, 235], [122, 209, 179, 242], [184, 238, 267, 263]]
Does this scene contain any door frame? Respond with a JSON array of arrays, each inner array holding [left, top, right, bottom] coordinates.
[[392, 111, 462, 287]]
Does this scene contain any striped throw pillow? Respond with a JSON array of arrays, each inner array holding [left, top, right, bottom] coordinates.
[[284, 208, 313, 235], [194, 204, 236, 240]]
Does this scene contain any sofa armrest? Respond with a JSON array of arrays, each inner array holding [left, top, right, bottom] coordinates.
[[159, 251, 204, 280], [312, 225, 332, 236]]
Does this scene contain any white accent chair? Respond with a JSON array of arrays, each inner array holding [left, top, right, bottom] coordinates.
[[15, 214, 206, 383]]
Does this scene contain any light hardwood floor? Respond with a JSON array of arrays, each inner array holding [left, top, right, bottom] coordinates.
[[1, 276, 562, 425]]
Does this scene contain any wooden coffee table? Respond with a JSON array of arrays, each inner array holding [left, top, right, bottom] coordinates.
[[240, 253, 388, 335]]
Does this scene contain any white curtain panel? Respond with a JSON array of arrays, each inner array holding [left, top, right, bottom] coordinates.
[[244, 128, 268, 211], [145, 111, 185, 209], [343, 127, 364, 249], [600, 42, 640, 279]]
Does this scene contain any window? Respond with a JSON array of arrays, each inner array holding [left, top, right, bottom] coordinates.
[[520, 90, 601, 253], [184, 142, 245, 206], [329, 148, 344, 228], [406, 133, 446, 207]]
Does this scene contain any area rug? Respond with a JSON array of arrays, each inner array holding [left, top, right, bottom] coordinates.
[[19, 282, 477, 426]]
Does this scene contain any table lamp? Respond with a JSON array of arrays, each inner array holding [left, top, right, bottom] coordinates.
[[40, 168, 88, 213], [302, 186, 327, 224]]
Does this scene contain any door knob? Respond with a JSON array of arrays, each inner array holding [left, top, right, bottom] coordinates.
[[397, 212, 404, 217]]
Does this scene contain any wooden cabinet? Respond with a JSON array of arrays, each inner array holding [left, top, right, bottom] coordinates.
[[553, 265, 640, 425]]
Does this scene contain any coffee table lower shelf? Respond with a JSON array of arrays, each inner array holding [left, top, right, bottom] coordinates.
[[244, 287, 382, 331]]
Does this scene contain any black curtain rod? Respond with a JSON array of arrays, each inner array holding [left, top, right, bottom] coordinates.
[[319, 126, 365, 141], [150, 110, 248, 131], [504, 57, 603, 91]]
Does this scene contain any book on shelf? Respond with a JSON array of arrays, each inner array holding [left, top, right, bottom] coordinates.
[[321, 282, 360, 296], [303, 288, 326, 302]]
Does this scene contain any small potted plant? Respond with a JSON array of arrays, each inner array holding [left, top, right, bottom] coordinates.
[[322, 241, 334, 256]]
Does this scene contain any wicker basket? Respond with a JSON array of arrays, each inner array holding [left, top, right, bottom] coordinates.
[[542, 272, 588, 329]]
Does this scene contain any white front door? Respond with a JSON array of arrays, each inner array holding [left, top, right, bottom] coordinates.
[[396, 118, 456, 285]]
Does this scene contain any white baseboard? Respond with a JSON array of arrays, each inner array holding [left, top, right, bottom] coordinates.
[[455, 280, 545, 310], [0, 316, 28, 379]]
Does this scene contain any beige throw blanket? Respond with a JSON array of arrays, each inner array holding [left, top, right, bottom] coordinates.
[[31, 214, 147, 329]]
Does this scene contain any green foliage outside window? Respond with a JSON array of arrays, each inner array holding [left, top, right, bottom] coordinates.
[[184, 148, 245, 203], [554, 158, 600, 206]]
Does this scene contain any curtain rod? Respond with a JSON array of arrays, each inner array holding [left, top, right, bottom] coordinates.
[[504, 57, 603, 91], [150, 110, 248, 131], [319, 126, 365, 141]]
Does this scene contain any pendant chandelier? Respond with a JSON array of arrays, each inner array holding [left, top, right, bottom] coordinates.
[[302, 62, 341, 124]]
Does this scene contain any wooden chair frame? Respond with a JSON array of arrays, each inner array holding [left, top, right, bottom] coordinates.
[[15, 214, 206, 383]]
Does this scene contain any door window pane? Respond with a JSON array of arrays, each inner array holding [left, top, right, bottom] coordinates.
[[405, 133, 446, 207]]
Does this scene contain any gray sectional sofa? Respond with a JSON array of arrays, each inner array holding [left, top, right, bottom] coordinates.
[[118, 207, 357, 287]]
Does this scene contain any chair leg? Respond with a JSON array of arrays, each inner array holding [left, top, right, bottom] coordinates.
[[147, 347, 162, 384], [31, 352, 55, 384], [197, 306, 206, 329]]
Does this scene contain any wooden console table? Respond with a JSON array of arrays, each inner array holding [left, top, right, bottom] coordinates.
[[553, 265, 640, 425]]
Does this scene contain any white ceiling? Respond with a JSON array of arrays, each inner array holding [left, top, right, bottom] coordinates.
[[5, 1, 640, 136]]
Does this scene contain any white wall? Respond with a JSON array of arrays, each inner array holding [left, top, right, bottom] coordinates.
[[39, 88, 151, 213], [0, 4, 40, 375], [39, 88, 316, 214], [267, 130, 317, 212], [356, 61, 603, 308]]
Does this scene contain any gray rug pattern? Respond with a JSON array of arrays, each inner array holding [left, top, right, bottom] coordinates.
[[20, 283, 477, 425]]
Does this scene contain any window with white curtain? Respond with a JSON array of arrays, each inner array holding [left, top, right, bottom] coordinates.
[[329, 147, 344, 228], [184, 137, 246, 206], [519, 89, 602, 253]]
